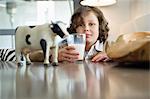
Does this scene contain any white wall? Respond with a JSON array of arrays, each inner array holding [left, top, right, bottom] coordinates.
[[100, 0, 150, 41], [0, 35, 14, 48]]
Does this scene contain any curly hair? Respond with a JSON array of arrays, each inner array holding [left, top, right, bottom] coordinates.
[[67, 6, 109, 44]]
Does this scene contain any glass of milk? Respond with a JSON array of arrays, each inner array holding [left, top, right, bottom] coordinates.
[[67, 33, 86, 60]]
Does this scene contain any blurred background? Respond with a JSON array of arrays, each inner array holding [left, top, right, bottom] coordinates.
[[0, 0, 149, 48]]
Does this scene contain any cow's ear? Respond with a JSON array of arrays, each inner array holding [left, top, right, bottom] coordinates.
[[49, 23, 54, 29]]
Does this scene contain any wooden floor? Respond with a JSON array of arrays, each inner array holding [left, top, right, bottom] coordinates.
[[0, 61, 149, 99]]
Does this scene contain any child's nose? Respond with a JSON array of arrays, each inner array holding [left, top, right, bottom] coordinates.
[[84, 25, 90, 31]]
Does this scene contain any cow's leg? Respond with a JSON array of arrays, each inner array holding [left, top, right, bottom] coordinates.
[[15, 49, 24, 67], [44, 44, 50, 65], [51, 45, 58, 66], [40, 39, 50, 65], [51, 36, 59, 66]]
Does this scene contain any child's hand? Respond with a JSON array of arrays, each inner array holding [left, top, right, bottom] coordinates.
[[58, 46, 79, 62], [91, 52, 110, 62]]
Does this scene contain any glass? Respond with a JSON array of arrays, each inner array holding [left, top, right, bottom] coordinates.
[[67, 33, 86, 60]]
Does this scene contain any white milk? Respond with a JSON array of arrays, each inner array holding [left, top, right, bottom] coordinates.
[[69, 43, 85, 60]]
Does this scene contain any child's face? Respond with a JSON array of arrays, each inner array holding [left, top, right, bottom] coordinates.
[[76, 12, 99, 46]]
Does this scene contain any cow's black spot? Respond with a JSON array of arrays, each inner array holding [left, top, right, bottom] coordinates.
[[26, 34, 31, 45], [29, 26, 36, 28], [40, 39, 47, 59], [50, 23, 65, 38]]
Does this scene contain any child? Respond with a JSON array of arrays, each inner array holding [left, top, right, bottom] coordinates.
[[58, 6, 110, 62]]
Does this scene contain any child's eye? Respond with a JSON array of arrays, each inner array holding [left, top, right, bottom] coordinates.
[[79, 24, 84, 26], [78, 24, 84, 27], [89, 23, 95, 26]]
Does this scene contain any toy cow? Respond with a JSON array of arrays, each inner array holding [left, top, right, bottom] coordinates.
[[15, 22, 68, 67]]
